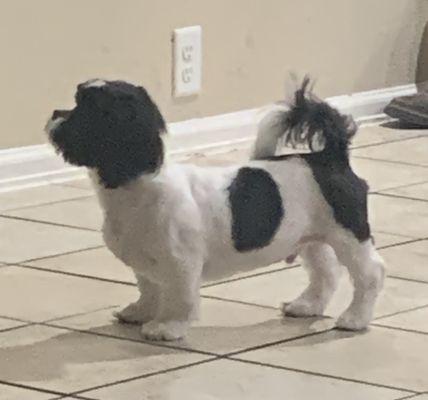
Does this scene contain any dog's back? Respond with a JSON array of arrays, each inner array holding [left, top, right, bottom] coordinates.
[[251, 77, 370, 244]]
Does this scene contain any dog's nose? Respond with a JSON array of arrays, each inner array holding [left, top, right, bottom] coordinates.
[[52, 109, 72, 120]]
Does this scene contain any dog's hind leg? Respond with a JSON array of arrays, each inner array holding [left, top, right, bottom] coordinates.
[[330, 233, 385, 331], [282, 241, 341, 318], [114, 273, 159, 324]]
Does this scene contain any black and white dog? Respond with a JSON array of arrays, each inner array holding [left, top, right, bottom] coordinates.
[[46, 78, 385, 341]]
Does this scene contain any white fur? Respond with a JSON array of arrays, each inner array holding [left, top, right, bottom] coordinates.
[[88, 147, 385, 340], [84, 79, 106, 88]]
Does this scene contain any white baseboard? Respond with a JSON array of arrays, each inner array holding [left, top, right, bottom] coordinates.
[[0, 83, 417, 192]]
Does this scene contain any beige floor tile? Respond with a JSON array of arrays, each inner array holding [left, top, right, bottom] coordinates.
[[53, 298, 333, 355], [84, 358, 407, 400], [202, 267, 428, 320], [0, 324, 206, 393], [0, 184, 91, 212], [382, 181, 428, 201], [352, 136, 428, 167], [351, 125, 424, 147], [28, 247, 136, 283], [375, 306, 428, 333], [379, 240, 428, 282], [0, 383, 52, 400], [0, 266, 136, 322], [369, 194, 428, 238], [0, 217, 102, 263], [238, 327, 428, 392], [350, 157, 428, 192], [0, 317, 25, 331], [4, 197, 103, 231]]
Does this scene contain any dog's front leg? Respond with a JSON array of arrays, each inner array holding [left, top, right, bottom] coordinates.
[[114, 273, 159, 324], [141, 267, 201, 341]]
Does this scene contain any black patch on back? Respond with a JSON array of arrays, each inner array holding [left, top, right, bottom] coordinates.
[[228, 167, 284, 252], [264, 153, 370, 241]]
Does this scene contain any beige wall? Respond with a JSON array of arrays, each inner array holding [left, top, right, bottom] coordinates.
[[0, 0, 426, 149]]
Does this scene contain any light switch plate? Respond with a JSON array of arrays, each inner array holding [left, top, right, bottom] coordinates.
[[173, 26, 202, 97]]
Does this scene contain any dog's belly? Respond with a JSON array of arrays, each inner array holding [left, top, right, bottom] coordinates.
[[201, 241, 296, 282]]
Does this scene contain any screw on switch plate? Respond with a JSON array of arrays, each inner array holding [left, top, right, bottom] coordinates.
[[173, 26, 202, 97]]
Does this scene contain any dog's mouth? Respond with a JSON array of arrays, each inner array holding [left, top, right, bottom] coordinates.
[[52, 109, 72, 120]]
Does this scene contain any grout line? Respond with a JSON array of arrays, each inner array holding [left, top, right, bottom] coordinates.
[[69, 358, 219, 397], [225, 357, 417, 394], [51, 396, 97, 400], [0, 380, 68, 398], [54, 396, 98, 400], [201, 264, 300, 288], [12, 263, 136, 286], [0, 322, 35, 333], [0, 314, 33, 323], [200, 294, 278, 310], [374, 304, 428, 321], [372, 229, 416, 240], [353, 155, 428, 169], [387, 275, 428, 285], [43, 306, 119, 324], [377, 237, 428, 251], [350, 133, 427, 151], [371, 192, 428, 203], [225, 328, 333, 358], [393, 393, 426, 400], [0, 214, 99, 232], [375, 180, 428, 192], [2, 194, 94, 213], [371, 323, 428, 336], [17, 245, 105, 264]]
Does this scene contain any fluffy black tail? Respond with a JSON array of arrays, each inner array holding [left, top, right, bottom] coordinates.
[[252, 77, 357, 162]]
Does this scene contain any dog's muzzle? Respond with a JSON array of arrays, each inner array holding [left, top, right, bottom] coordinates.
[[52, 109, 72, 120], [45, 109, 72, 136]]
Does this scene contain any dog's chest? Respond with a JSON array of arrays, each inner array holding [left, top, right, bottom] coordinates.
[[100, 192, 161, 267]]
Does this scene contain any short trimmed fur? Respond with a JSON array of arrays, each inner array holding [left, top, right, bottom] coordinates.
[[46, 78, 385, 340]]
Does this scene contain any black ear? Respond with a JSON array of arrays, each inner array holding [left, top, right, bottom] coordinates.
[[136, 85, 167, 134], [97, 133, 164, 189]]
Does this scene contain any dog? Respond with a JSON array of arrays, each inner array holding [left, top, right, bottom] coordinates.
[[46, 77, 385, 341]]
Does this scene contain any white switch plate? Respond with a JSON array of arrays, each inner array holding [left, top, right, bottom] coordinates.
[[173, 26, 202, 97]]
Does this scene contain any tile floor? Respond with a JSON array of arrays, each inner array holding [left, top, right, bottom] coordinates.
[[0, 124, 427, 399]]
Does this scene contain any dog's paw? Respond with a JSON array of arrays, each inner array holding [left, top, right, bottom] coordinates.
[[335, 312, 370, 331], [141, 320, 189, 341], [113, 302, 151, 324], [281, 299, 324, 318]]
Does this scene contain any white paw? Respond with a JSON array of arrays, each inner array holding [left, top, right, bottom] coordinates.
[[281, 299, 324, 318], [335, 312, 370, 331], [141, 320, 189, 341], [113, 302, 151, 324]]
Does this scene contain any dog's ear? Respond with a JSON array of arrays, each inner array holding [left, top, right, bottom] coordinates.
[[95, 87, 166, 188], [136, 85, 167, 134], [97, 132, 164, 189]]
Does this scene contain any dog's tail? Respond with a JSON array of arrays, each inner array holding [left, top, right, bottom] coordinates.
[[252, 77, 357, 162]]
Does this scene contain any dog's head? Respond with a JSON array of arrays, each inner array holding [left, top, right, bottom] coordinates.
[[46, 79, 166, 188]]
